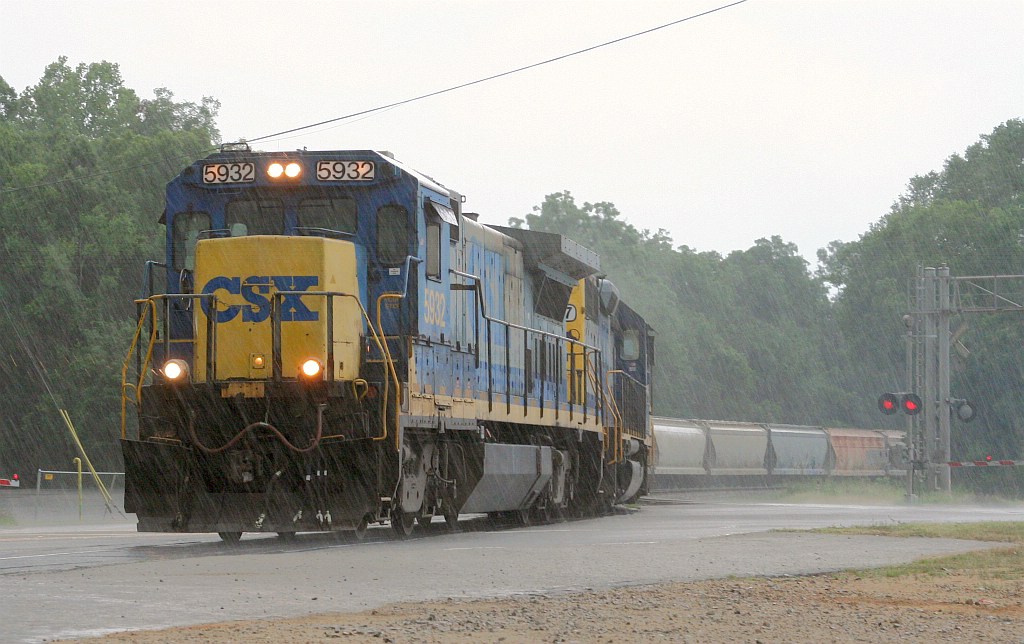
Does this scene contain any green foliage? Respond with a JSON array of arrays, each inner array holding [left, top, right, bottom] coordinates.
[[1, 57, 1019, 483], [815, 522, 1024, 582], [0, 60, 218, 476], [516, 120, 1024, 453], [516, 193, 849, 424], [819, 119, 1024, 457]]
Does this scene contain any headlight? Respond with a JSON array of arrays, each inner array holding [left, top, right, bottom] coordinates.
[[267, 161, 302, 180], [299, 358, 323, 380], [162, 359, 190, 383]]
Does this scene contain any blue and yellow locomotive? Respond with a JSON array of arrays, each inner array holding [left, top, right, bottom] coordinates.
[[120, 145, 653, 540]]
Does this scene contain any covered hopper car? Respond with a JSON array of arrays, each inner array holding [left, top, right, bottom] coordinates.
[[651, 417, 907, 488]]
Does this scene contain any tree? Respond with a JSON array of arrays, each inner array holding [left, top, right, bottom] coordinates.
[[819, 119, 1024, 455], [0, 60, 219, 477], [514, 194, 844, 424]]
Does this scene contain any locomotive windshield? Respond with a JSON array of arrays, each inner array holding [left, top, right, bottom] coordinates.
[[296, 196, 357, 237], [225, 197, 284, 236]]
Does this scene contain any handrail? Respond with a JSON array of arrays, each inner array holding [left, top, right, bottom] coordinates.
[[608, 368, 647, 390], [120, 293, 217, 440], [140, 260, 168, 300], [580, 352, 620, 464], [372, 255, 422, 451], [274, 290, 393, 445], [607, 368, 650, 442], [602, 370, 623, 465], [450, 268, 600, 419], [120, 298, 158, 439]]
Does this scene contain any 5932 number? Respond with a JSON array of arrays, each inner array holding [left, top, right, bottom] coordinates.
[[203, 162, 255, 184]]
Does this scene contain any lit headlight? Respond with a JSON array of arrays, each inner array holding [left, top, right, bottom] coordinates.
[[162, 359, 190, 382], [299, 358, 324, 379], [267, 161, 302, 180]]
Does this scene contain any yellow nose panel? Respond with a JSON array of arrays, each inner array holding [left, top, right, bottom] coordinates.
[[192, 235, 361, 382]]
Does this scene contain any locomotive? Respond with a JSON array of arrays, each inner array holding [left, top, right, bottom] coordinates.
[[120, 146, 654, 541]]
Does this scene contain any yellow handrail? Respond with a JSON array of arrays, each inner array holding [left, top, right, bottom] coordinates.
[[348, 294, 394, 445], [120, 298, 159, 440], [580, 351, 623, 465], [376, 293, 405, 451]]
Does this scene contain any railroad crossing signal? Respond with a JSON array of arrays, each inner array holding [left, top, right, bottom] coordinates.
[[951, 398, 976, 423], [878, 392, 922, 415]]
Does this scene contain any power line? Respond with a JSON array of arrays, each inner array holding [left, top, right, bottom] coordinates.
[[248, 0, 750, 143], [0, 0, 750, 193]]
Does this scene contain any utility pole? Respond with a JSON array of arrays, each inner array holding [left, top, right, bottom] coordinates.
[[909, 269, 1024, 494], [936, 266, 951, 491]]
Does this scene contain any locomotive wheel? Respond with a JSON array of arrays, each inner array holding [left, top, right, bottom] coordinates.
[[390, 510, 415, 538], [531, 503, 553, 525], [218, 531, 242, 543], [416, 514, 434, 528]]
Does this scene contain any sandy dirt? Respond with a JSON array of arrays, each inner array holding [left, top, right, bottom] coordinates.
[[75, 563, 1023, 643]]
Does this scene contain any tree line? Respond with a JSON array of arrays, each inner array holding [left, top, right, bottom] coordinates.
[[0, 59, 220, 475], [0, 59, 1020, 480], [512, 121, 1024, 462]]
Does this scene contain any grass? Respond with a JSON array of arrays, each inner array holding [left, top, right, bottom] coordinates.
[[812, 521, 1024, 580], [773, 478, 1018, 506], [773, 478, 910, 504]]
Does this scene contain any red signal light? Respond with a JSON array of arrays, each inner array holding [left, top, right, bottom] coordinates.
[[986, 455, 993, 462], [879, 392, 922, 415], [878, 393, 900, 415], [901, 393, 922, 415], [12, 474, 17, 481]]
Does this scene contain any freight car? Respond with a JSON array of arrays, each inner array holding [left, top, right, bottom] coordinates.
[[651, 417, 906, 488], [119, 146, 654, 541]]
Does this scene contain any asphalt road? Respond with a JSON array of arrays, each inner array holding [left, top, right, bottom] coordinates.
[[2, 491, 1022, 643]]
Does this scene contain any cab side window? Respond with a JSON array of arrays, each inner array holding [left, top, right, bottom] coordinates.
[[621, 329, 641, 361], [377, 204, 408, 265], [172, 211, 210, 271], [426, 217, 441, 279]]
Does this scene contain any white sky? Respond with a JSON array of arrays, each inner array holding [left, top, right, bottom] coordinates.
[[2, 0, 1022, 263]]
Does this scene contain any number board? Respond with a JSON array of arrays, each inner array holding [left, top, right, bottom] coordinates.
[[203, 162, 255, 184], [316, 160, 375, 181]]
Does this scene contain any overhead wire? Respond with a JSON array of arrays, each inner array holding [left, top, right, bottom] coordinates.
[[0, 0, 750, 193], [248, 0, 749, 144]]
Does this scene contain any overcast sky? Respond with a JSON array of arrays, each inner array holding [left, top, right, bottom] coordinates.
[[2, 0, 1022, 263]]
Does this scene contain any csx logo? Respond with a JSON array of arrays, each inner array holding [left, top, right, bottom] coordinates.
[[201, 276, 319, 323]]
